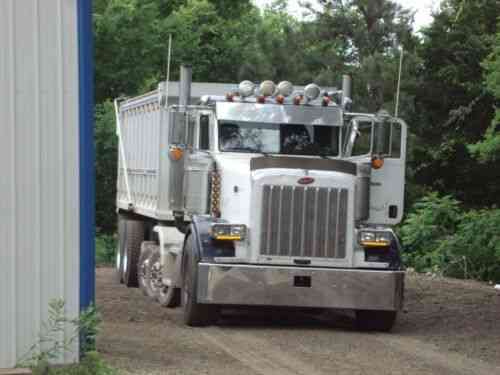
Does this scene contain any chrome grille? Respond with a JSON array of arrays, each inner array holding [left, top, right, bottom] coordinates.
[[260, 185, 348, 259]]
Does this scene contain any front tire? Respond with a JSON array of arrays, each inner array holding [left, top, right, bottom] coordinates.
[[355, 310, 397, 332], [182, 235, 218, 326]]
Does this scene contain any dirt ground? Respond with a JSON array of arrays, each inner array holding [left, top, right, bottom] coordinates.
[[96, 267, 500, 375]]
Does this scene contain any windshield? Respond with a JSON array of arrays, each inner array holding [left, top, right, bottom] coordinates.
[[218, 121, 340, 156]]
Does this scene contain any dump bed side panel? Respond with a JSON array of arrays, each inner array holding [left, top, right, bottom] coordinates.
[[117, 91, 173, 220]]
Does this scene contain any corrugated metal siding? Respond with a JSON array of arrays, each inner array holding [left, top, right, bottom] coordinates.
[[0, 0, 80, 368]]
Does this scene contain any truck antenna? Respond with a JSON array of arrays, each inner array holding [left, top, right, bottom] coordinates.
[[394, 46, 404, 118], [164, 34, 173, 108]]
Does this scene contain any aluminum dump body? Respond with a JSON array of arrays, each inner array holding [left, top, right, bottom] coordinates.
[[116, 90, 171, 219]]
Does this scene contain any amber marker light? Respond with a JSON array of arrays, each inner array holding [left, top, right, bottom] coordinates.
[[371, 155, 384, 170], [169, 146, 184, 161], [276, 95, 285, 105], [359, 230, 392, 248]]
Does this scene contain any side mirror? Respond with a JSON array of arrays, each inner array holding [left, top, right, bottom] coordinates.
[[373, 122, 390, 156], [344, 117, 374, 157], [169, 109, 188, 145]]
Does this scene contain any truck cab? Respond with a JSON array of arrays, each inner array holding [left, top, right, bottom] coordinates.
[[115, 66, 407, 331]]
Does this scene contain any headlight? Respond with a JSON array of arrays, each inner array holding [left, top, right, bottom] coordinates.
[[359, 230, 392, 248], [210, 224, 247, 241]]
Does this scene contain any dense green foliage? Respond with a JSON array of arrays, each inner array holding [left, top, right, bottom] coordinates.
[[411, 0, 500, 206], [469, 19, 500, 162], [96, 233, 118, 265], [95, 101, 118, 234], [93, 0, 500, 281], [400, 194, 500, 282]]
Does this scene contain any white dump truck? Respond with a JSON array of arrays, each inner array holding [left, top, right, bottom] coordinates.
[[114, 65, 407, 330]]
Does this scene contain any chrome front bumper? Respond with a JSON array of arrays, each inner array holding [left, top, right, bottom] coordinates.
[[197, 263, 404, 311]]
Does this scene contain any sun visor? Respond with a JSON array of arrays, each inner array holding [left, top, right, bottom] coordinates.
[[216, 102, 343, 126]]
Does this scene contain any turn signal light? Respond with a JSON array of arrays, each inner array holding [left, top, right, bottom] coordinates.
[[371, 156, 384, 170], [359, 230, 392, 248], [276, 95, 285, 105], [169, 146, 184, 161], [210, 224, 247, 241]]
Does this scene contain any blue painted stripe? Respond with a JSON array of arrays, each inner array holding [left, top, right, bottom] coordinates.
[[78, 0, 95, 312]]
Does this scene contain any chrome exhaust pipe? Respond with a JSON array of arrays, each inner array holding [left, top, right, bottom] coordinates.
[[179, 65, 192, 107]]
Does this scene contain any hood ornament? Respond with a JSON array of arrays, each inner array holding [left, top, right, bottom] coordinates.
[[298, 177, 315, 185]]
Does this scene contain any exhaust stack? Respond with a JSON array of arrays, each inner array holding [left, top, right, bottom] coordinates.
[[342, 74, 353, 110], [179, 65, 192, 107]]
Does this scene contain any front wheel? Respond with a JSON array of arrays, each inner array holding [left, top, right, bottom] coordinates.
[[182, 235, 218, 326], [355, 310, 397, 332], [138, 241, 156, 297]]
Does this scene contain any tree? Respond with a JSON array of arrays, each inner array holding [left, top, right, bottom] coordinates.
[[305, 0, 416, 61], [94, 0, 170, 102], [94, 101, 118, 234], [207, 0, 254, 19], [411, 0, 499, 206], [300, 0, 418, 112], [469, 18, 500, 162], [163, 0, 260, 83]]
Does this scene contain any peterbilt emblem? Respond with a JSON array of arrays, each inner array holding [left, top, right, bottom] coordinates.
[[298, 177, 315, 185]]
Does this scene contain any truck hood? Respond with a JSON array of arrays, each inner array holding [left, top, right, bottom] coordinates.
[[213, 153, 356, 227]]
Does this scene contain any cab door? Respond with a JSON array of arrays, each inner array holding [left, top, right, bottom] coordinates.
[[344, 116, 407, 225]]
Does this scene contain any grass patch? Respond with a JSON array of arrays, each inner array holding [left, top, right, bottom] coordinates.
[[96, 234, 117, 266], [31, 352, 116, 375]]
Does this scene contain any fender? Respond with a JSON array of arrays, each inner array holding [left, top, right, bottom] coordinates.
[[389, 232, 403, 270], [186, 215, 236, 262]]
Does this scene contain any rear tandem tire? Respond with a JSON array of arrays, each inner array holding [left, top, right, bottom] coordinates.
[[115, 216, 127, 284], [123, 220, 145, 288], [182, 235, 218, 326], [355, 310, 397, 332]]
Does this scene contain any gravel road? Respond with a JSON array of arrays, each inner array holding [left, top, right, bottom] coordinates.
[[96, 267, 500, 375]]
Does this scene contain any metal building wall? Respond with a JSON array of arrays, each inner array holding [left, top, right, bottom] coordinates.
[[0, 0, 81, 368]]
